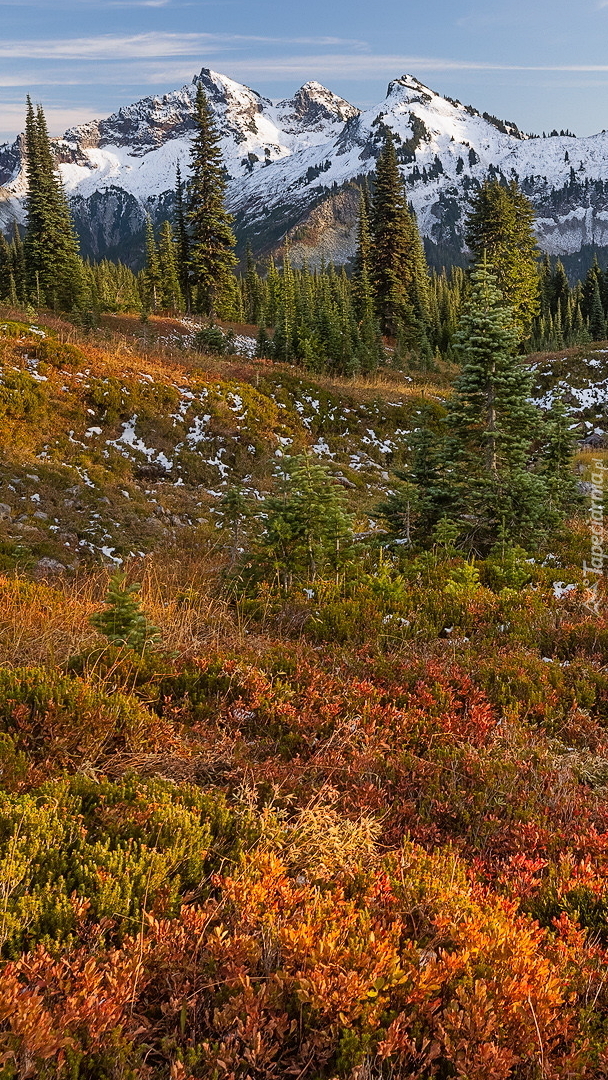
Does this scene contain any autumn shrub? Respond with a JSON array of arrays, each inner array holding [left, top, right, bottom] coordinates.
[[0, 368, 46, 422], [0, 844, 598, 1078], [0, 666, 180, 765], [0, 773, 249, 958], [28, 337, 87, 369]]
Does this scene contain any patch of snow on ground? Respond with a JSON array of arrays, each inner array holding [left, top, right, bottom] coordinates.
[[312, 438, 335, 457], [108, 415, 173, 470], [186, 415, 212, 445]]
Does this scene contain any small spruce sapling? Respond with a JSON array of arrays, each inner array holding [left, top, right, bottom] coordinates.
[[90, 571, 160, 653]]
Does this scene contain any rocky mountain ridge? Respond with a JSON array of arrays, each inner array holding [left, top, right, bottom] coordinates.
[[3, 67, 608, 272]]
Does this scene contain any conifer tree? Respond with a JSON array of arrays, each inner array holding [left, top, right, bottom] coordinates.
[[247, 456, 354, 588], [187, 85, 237, 316], [353, 186, 383, 372], [549, 259, 570, 315], [442, 260, 547, 548], [90, 571, 160, 654], [377, 406, 450, 542], [158, 220, 183, 312], [589, 276, 606, 341], [465, 178, 540, 337], [0, 232, 11, 300], [174, 164, 190, 311], [10, 223, 26, 303], [353, 185, 373, 319], [244, 242, 264, 324], [272, 247, 296, 363], [581, 258, 604, 322], [370, 133, 430, 352], [143, 217, 161, 313], [23, 98, 83, 310]]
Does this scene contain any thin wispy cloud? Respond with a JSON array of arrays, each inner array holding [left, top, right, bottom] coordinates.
[[0, 32, 368, 60], [0, 102, 103, 131], [2, 35, 608, 73], [184, 53, 608, 77]]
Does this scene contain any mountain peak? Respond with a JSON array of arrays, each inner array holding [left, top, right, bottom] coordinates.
[[277, 82, 359, 128], [385, 74, 436, 102]]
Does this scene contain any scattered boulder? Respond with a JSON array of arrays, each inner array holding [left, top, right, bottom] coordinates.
[[35, 557, 67, 575]]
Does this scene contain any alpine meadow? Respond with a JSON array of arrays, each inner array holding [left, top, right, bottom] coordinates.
[[2, 34, 608, 1080]]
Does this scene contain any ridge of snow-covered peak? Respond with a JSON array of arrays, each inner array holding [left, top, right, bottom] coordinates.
[[384, 73, 438, 103], [0, 137, 23, 187], [265, 81, 358, 152], [64, 82, 198, 156], [275, 81, 359, 131], [192, 67, 270, 121], [61, 68, 269, 159]]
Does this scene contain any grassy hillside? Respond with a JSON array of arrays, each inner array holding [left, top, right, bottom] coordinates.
[[0, 306, 608, 1078]]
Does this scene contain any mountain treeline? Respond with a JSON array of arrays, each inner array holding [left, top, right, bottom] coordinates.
[[3, 94, 608, 371]]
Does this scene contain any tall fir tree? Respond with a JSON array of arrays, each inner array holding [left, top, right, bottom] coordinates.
[[272, 245, 296, 364], [187, 85, 237, 317], [441, 260, 550, 549], [143, 217, 161, 312], [158, 220, 183, 312], [352, 185, 383, 372], [465, 178, 540, 338], [174, 163, 191, 311], [10, 223, 26, 303], [370, 133, 430, 352], [23, 99, 84, 310], [589, 275, 606, 341], [0, 231, 11, 300]]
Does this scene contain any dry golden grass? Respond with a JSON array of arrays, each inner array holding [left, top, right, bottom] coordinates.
[[575, 449, 608, 478], [0, 573, 100, 668], [2, 304, 452, 410], [0, 550, 245, 670]]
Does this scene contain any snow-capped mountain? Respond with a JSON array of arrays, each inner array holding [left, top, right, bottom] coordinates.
[[2, 66, 608, 272]]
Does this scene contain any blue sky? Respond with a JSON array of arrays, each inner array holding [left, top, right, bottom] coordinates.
[[2, 0, 608, 142]]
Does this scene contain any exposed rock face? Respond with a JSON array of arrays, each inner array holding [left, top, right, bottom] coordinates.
[[280, 185, 362, 268], [4, 66, 608, 273]]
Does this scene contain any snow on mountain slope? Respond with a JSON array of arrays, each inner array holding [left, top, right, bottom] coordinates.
[[3, 67, 608, 267]]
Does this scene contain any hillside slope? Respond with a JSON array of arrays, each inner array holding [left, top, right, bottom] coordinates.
[[0, 307, 608, 1074]]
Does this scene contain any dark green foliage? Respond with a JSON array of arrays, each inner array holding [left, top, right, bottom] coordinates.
[[540, 395, 584, 515], [352, 186, 384, 373], [193, 324, 235, 355], [158, 220, 183, 312], [380, 263, 576, 553], [90, 571, 160, 653], [243, 241, 264, 325], [174, 163, 190, 311], [370, 133, 431, 352], [23, 98, 84, 311], [82, 258, 141, 313], [442, 261, 549, 548], [243, 455, 355, 588], [465, 178, 540, 338], [377, 406, 451, 543], [252, 255, 384, 375], [0, 231, 12, 301], [589, 275, 606, 341], [143, 217, 161, 313], [187, 85, 237, 316]]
